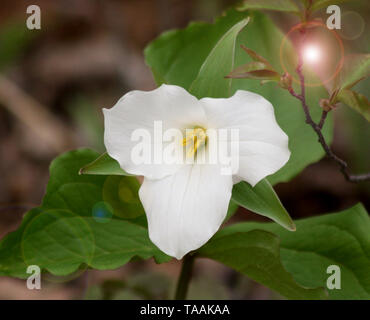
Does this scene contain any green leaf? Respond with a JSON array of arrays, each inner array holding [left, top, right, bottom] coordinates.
[[337, 89, 370, 122], [145, 9, 333, 185], [198, 230, 327, 299], [227, 46, 280, 81], [232, 180, 295, 231], [310, 0, 352, 13], [227, 45, 281, 82], [101, 175, 145, 219], [237, 0, 300, 14], [21, 209, 96, 276], [79, 152, 130, 176], [189, 18, 249, 98], [225, 200, 239, 221], [144, 11, 245, 90], [211, 203, 370, 299], [339, 54, 370, 90], [0, 149, 169, 278], [240, 45, 272, 65], [227, 62, 280, 80]]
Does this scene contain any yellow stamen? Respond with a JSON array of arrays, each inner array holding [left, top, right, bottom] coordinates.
[[182, 127, 207, 158]]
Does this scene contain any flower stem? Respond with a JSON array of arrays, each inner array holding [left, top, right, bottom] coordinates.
[[174, 254, 195, 300]]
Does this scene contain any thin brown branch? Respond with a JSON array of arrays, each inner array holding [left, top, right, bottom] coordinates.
[[318, 110, 328, 129], [287, 40, 370, 183], [0, 75, 75, 153]]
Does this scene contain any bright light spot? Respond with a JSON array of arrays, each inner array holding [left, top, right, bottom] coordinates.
[[303, 45, 321, 64]]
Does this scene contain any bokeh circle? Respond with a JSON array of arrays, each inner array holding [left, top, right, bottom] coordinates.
[[280, 21, 344, 87]]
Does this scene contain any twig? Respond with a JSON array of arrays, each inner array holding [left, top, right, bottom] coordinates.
[[287, 39, 370, 183], [0, 75, 74, 153], [318, 110, 328, 129]]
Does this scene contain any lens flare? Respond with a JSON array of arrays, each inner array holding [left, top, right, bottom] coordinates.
[[280, 21, 344, 87], [92, 201, 113, 223], [303, 45, 321, 64]]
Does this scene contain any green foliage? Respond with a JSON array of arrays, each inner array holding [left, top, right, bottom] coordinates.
[[145, 9, 333, 185], [339, 54, 370, 90], [237, 0, 300, 14], [226, 45, 281, 83], [237, 0, 353, 16], [227, 61, 275, 79], [208, 204, 370, 299], [225, 200, 239, 221], [0, 149, 169, 278], [80, 152, 129, 176], [198, 230, 327, 299], [232, 180, 295, 231], [339, 86, 370, 174], [144, 11, 244, 89], [333, 54, 370, 121], [337, 89, 370, 122], [309, 0, 352, 13], [189, 18, 249, 98]]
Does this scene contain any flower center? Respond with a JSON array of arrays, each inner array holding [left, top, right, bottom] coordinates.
[[182, 127, 207, 159]]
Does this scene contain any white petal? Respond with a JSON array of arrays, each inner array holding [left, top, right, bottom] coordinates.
[[200, 90, 290, 186], [104, 84, 207, 179], [139, 164, 233, 259]]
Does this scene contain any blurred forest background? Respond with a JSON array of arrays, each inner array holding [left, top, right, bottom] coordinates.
[[0, 0, 369, 299]]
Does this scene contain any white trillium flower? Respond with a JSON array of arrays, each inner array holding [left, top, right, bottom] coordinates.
[[103, 84, 290, 259]]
